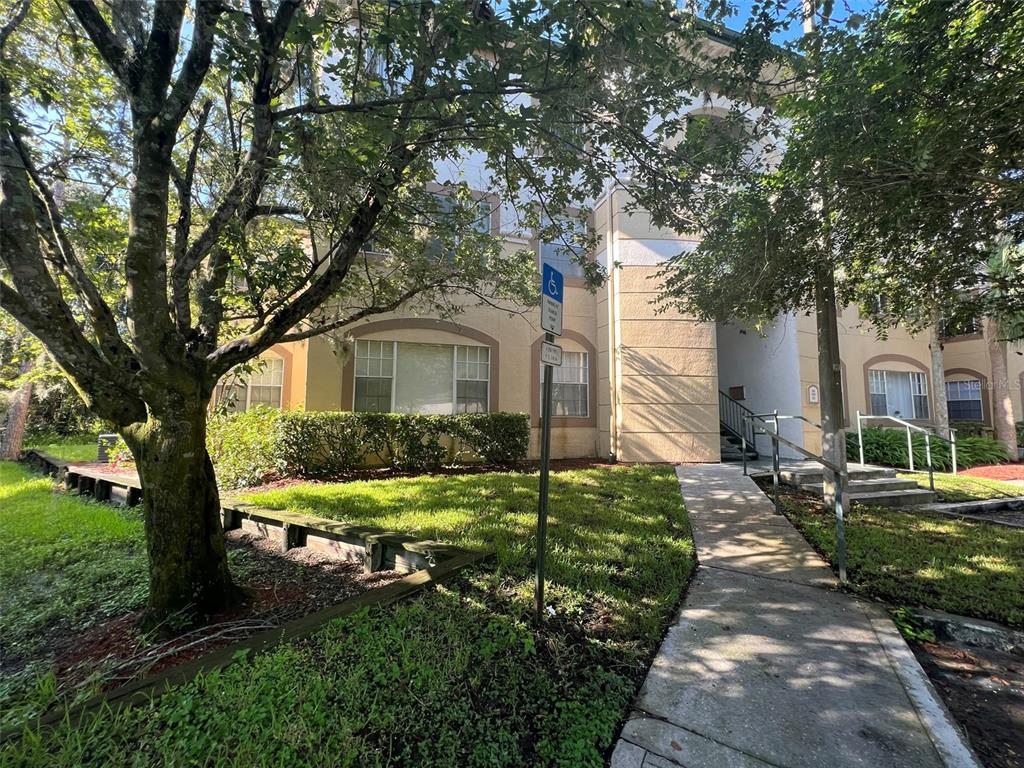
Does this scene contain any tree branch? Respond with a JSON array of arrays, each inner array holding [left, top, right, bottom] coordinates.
[[176, 0, 301, 291], [171, 99, 213, 332], [162, 0, 226, 130], [0, 0, 30, 51], [68, 0, 133, 84]]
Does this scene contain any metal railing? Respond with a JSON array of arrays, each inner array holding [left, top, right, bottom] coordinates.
[[719, 390, 756, 448], [743, 412, 848, 583], [854, 412, 958, 491]]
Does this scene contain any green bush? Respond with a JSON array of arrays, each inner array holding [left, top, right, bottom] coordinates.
[[847, 426, 1010, 471], [207, 409, 530, 488], [207, 407, 285, 488]]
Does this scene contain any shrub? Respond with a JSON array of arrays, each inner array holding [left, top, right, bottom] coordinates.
[[206, 410, 530, 488], [847, 426, 1010, 471], [207, 407, 285, 489], [453, 412, 532, 465]]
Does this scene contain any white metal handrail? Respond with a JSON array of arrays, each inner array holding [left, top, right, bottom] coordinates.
[[743, 412, 848, 583], [855, 412, 958, 491]]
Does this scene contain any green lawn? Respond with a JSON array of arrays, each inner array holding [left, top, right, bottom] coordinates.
[[900, 471, 1024, 503], [0, 463, 149, 729], [780, 493, 1024, 629], [22, 434, 99, 463], [3, 464, 694, 767]]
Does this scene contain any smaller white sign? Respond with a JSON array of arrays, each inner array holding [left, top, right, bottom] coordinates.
[[807, 384, 819, 404], [541, 341, 563, 367], [541, 294, 563, 336]]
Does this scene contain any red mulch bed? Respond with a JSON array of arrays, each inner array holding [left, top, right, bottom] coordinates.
[[961, 463, 1024, 482], [44, 532, 402, 700]]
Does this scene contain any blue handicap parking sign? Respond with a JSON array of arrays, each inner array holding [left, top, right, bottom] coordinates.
[[542, 263, 563, 303]]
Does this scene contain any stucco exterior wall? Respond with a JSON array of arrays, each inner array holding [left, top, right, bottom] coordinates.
[[603, 190, 719, 463]]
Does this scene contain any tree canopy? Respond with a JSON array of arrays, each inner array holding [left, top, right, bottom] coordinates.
[[0, 0, 769, 620], [657, 0, 1024, 336]]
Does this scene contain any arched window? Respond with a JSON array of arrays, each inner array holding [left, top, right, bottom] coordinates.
[[863, 356, 930, 420], [342, 319, 500, 415]]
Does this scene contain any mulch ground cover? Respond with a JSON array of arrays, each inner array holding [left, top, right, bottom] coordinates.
[[13, 532, 402, 708], [911, 639, 1024, 768], [961, 463, 1024, 482]]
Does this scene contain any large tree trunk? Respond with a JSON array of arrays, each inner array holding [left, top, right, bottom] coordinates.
[[123, 395, 239, 625], [928, 309, 950, 437], [985, 317, 1019, 458]]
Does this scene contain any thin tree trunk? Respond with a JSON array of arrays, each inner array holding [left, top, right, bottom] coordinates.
[[985, 316, 1019, 457], [123, 396, 239, 626], [1, 358, 33, 459], [815, 267, 847, 504], [928, 308, 949, 437]]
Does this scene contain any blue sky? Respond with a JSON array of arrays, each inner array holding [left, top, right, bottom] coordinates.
[[715, 0, 883, 42]]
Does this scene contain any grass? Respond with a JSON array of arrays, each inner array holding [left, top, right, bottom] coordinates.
[[22, 433, 99, 463], [0, 463, 149, 728], [779, 491, 1024, 629], [900, 471, 1024, 503], [3, 464, 694, 767]]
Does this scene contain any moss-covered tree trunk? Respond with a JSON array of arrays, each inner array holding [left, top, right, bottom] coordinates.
[[123, 394, 238, 624]]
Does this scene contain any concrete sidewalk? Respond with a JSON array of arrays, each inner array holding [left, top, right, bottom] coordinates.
[[610, 464, 979, 768]]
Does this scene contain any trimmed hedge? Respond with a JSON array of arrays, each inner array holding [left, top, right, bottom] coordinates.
[[208, 409, 530, 488], [846, 426, 1010, 471]]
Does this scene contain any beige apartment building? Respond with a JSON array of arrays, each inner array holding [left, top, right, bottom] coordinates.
[[221, 28, 1020, 462], [229, 181, 1023, 463]]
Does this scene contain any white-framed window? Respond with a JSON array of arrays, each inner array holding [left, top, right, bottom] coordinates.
[[215, 356, 285, 412], [539, 213, 587, 278], [354, 340, 394, 412], [541, 350, 589, 418], [456, 344, 490, 413], [946, 379, 983, 421], [353, 339, 490, 415], [868, 369, 929, 420]]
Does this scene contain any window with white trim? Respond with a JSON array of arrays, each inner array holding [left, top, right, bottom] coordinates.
[[215, 356, 284, 412], [868, 369, 929, 419], [353, 340, 489, 414], [354, 340, 394, 412], [946, 379, 983, 421], [541, 351, 589, 417]]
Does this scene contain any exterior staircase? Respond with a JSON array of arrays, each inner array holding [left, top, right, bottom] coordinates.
[[718, 390, 758, 462], [720, 429, 757, 462], [777, 465, 937, 508]]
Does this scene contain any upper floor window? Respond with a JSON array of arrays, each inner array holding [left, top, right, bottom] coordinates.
[[539, 214, 587, 278], [868, 369, 929, 420], [945, 379, 983, 421], [940, 315, 982, 339], [354, 339, 490, 415]]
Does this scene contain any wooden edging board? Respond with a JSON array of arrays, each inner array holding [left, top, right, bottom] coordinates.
[[1, 548, 491, 742]]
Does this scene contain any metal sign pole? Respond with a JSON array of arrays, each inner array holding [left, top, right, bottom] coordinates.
[[535, 330, 555, 624]]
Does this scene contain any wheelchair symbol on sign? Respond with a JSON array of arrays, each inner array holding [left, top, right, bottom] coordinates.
[[547, 275, 559, 299]]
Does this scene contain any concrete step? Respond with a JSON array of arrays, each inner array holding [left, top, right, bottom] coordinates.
[[849, 488, 937, 507], [722, 449, 758, 462], [801, 477, 922, 494], [779, 466, 897, 486]]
